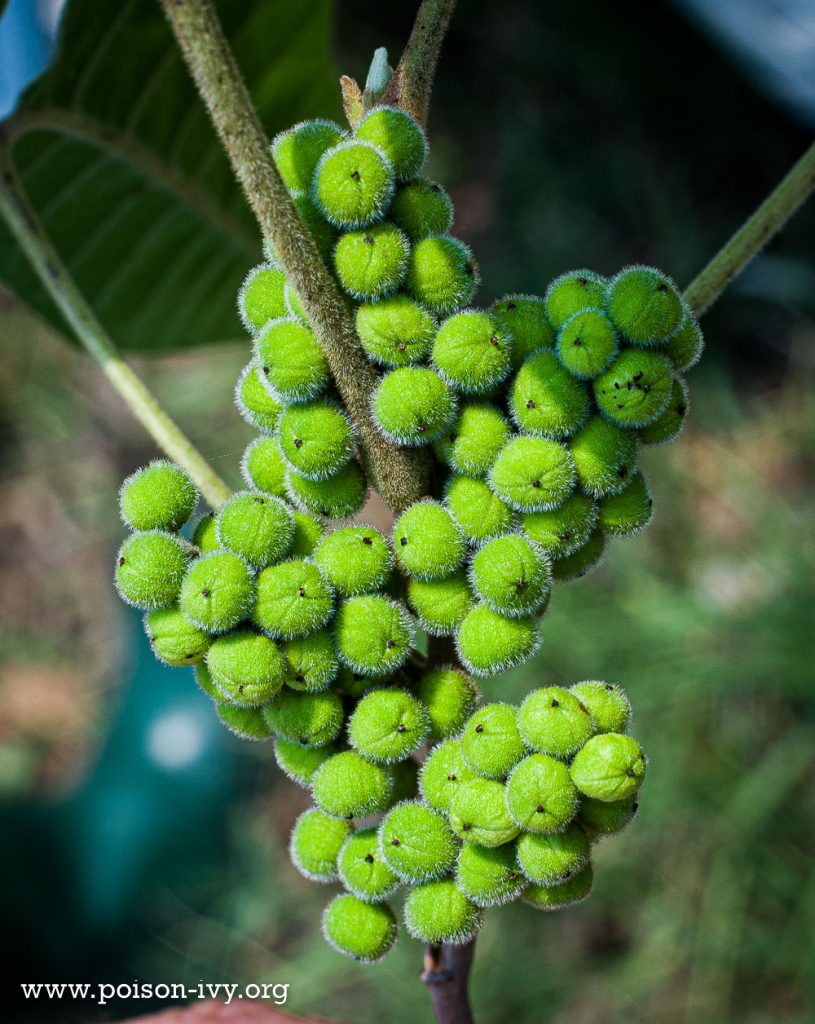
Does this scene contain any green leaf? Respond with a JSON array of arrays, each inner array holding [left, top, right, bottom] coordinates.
[[0, 0, 339, 352]]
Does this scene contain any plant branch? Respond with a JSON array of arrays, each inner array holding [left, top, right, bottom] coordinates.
[[159, 0, 429, 514], [382, 0, 457, 126], [0, 144, 231, 509], [421, 939, 476, 1024], [684, 141, 815, 317]]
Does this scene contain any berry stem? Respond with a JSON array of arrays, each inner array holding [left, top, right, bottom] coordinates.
[[0, 147, 231, 510], [383, 0, 458, 126], [159, 0, 430, 513], [684, 140, 815, 317], [421, 938, 477, 1024]]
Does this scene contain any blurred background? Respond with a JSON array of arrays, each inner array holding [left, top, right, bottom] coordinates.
[[1, 0, 813, 1021]]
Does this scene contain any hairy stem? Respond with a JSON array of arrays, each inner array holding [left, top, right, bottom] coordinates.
[[0, 146, 231, 509], [383, 0, 457, 126], [421, 939, 476, 1024], [159, 0, 430, 513], [684, 141, 815, 316]]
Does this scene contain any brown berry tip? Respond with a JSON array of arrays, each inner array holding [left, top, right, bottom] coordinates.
[[386, 639, 396, 649], [532, 479, 541, 488], [350, 170, 361, 181], [536, 804, 545, 813], [298, 587, 306, 597], [201, 588, 211, 597], [364, 853, 374, 863], [294, 438, 303, 449], [391, 837, 400, 846], [462, 823, 471, 831], [475, 723, 484, 733], [447, 774, 457, 781], [362, 536, 373, 545], [550, 698, 559, 707], [397, 723, 406, 733], [626, 768, 636, 777], [400, 536, 408, 546], [364, 235, 374, 245], [526, 399, 536, 409]]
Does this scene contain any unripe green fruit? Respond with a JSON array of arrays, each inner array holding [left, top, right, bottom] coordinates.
[[216, 491, 294, 569], [407, 572, 473, 636], [120, 461, 197, 533], [191, 513, 219, 553], [334, 223, 410, 300], [314, 526, 391, 596], [355, 294, 435, 367], [597, 471, 653, 537], [517, 686, 594, 758], [445, 475, 515, 545], [510, 351, 590, 439], [334, 595, 414, 676], [256, 318, 330, 404], [406, 235, 478, 314], [289, 808, 351, 882], [393, 500, 465, 580], [194, 662, 222, 700], [460, 702, 525, 779], [569, 681, 631, 734], [144, 606, 210, 666], [516, 824, 589, 886], [379, 801, 458, 881], [388, 757, 420, 806], [252, 558, 334, 639], [278, 400, 355, 481], [578, 795, 638, 837], [638, 375, 689, 445], [432, 310, 512, 394], [470, 534, 552, 618], [419, 739, 477, 814], [238, 264, 287, 334], [492, 294, 555, 368], [272, 119, 345, 195], [570, 733, 646, 801], [313, 140, 395, 228], [443, 403, 510, 477], [664, 310, 704, 371], [455, 841, 524, 907], [456, 603, 539, 677], [290, 510, 324, 557], [274, 737, 340, 788], [179, 551, 255, 633], [373, 366, 455, 446], [349, 688, 428, 763], [606, 265, 683, 345], [522, 861, 593, 910], [489, 435, 576, 512], [415, 666, 478, 741], [322, 893, 397, 962], [544, 270, 606, 329], [241, 436, 288, 497], [569, 417, 639, 498], [505, 753, 579, 833], [115, 531, 191, 610], [338, 827, 400, 902], [449, 777, 519, 846], [235, 362, 282, 433], [282, 629, 338, 691], [404, 879, 481, 945], [390, 178, 453, 239], [522, 492, 597, 559], [206, 629, 286, 706], [356, 106, 428, 182], [264, 688, 344, 747], [557, 308, 618, 379], [312, 750, 392, 818], [293, 194, 340, 262], [286, 460, 368, 521], [593, 349, 673, 428], [551, 528, 606, 582], [284, 280, 307, 325], [215, 702, 273, 741]]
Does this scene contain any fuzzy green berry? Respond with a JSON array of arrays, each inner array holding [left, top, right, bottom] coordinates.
[[314, 526, 391, 596], [294, 193, 340, 262], [256, 318, 330, 405], [445, 475, 515, 545], [522, 861, 593, 910], [443, 403, 510, 477], [334, 223, 410, 300], [456, 604, 539, 677], [274, 737, 340, 788], [406, 235, 478, 314], [579, 795, 638, 837], [178, 551, 255, 633], [569, 417, 639, 498], [449, 777, 519, 846], [282, 629, 338, 692], [518, 686, 594, 758], [510, 351, 590, 439], [593, 349, 673, 428], [338, 827, 400, 902], [313, 750, 392, 818], [120, 461, 197, 533], [544, 270, 606, 329], [252, 558, 334, 639], [278, 401, 355, 481], [144, 606, 210, 666], [215, 703, 273, 741], [349, 689, 428, 763], [606, 266, 683, 344], [235, 362, 282, 433], [322, 893, 397, 962], [388, 757, 421, 806], [356, 106, 428, 181], [492, 294, 555, 368], [333, 595, 413, 676], [415, 666, 478, 741], [393, 500, 465, 580], [272, 119, 345, 195], [570, 681, 631, 734], [455, 842, 524, 907], [284, 280, 307, 325], [216, 491, 294, 569], [206, 629, 286, 706], [505, 754, 579, 833], [664, 310, 704, 371], [355, 294, 435, 367], [390, 178, 453, 239], [286, 460, 367, 521], [373, 366, 455, 446], [289, 808, 351, 882], [570, 733, 647, 801], [551, 528, 606, 581], [264, 688, 344, 747], [522, 492, 597, 559], [556, 308, 618, 379], [313, 140, 394, 228], [460, 702, 525, 779], [489, 435, 576, 512], [638, 375, 689, 445], [115, 531, 190, 610], [597, 471, 653, 536], [470, 534, 551, 618], [379, 801, 458, 881], [432, 310, 512, 394], [404, 879, 481, 944], [191, 513, 219, 553], [238, 264, 287, 334], [419, 739, 477, 814], [290, 510, 324, 557], [516, 825, 589, 886], [241, 437, 288, 497], [407, 572, 473, 636], [194, 662, 222, 700]]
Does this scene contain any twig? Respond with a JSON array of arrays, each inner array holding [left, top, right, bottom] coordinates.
[[0, 144, 231, 509], [382, 0, 457, 126], [421, 939, 476, 1024]]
